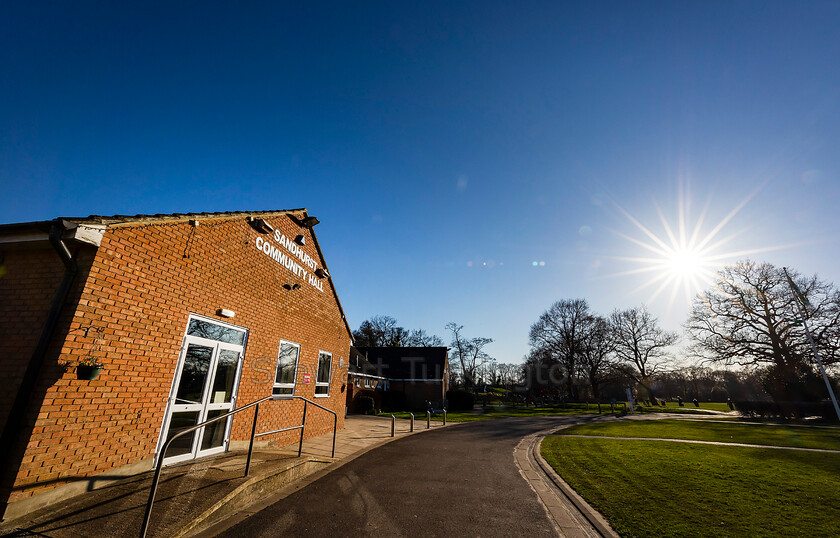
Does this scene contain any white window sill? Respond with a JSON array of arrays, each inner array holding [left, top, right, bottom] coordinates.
[[314, 393, 329, 398]]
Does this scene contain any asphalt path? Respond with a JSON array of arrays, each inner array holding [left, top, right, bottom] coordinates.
[[220, 416, 587, 537]]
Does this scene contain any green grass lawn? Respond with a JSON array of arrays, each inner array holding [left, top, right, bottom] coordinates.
[[636, 401, 734, 414], [384, 410, 487, 422], [559, 419, 840, 450], [542, 424, 840, 537], [382, 403, 603, 422], [379, 401, 737, 423]]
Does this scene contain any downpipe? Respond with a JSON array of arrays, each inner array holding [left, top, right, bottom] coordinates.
[[0, 220, 78, 517]]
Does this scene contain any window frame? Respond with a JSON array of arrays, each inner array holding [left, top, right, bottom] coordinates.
[[314, 350, 332, 397], [272, 339, 301, 398]]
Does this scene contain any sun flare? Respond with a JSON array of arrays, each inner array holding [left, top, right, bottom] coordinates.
[[604, 181, 790, 312]]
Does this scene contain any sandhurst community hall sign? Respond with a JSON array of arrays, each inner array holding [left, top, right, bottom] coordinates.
[[254, 231, 325, 292]]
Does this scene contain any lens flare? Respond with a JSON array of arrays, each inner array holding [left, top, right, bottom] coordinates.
[[603, 180, 795, 312]]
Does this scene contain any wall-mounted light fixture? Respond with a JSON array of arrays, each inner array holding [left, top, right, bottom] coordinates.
[[299, 216, 319, 228], [294, 234, 306, 246], [282, 283, 302, 291], [217, 308, 236, 318], [247, 216, 274, 234], [315, 268, 329, 279]]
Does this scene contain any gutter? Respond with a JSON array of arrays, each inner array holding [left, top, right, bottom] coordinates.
[[0, 219, 78, 516]]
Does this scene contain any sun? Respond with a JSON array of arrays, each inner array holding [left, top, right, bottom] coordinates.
[[665, 247, 703, 278], [603, 181, 787, 311]]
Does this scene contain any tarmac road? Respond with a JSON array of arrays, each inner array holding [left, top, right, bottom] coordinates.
[[219, 416, 582, 537]]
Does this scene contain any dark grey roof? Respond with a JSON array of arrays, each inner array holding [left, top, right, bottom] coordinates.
[[0, 208, 307, 230], [348, 346, 381, 376], [354, 347, 449, 380]]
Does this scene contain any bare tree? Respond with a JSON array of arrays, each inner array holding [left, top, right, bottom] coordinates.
[[528, 299, 591, 400], [353, 315, 443, 348], [686, 260, 840, 401], [497, 363, 523, 388], [578, 316, 615, 400], [406, 329, 445, 347], [353, 315, 402, 347], [610, 305, 678, 400], [446, 322, 493, 390]]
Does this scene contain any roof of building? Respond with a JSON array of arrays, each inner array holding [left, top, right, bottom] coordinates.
[[0, 208, 308, 231], [348, 346, 378, 375], [0, 209, 354, 341], [354, 346, 449, 381]]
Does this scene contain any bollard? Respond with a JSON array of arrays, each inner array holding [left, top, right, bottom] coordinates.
[[391, 414, 395, 437], [426, 411, 431, 429], [443, 409, 447, 425], [410, 412, 414, 432]]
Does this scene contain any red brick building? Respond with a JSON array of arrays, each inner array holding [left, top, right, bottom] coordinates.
[[0, 210, 352, 519]]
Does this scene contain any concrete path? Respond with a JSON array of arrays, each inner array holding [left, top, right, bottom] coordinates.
[[0, 415, 449, 538], [212, 416, 613, 538], [558, 434, 840, 453]]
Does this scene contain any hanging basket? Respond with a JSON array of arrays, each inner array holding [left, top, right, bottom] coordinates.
[[76, 365, 103, 381]]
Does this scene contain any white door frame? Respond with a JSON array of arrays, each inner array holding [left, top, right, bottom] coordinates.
[[156, 315, 247, 466]]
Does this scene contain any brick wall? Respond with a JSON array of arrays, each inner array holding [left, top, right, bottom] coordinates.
[[4, 213, 351, 503], [0, 248, 67, 433]]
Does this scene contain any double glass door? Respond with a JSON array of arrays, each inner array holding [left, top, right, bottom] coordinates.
[[159, 317, 246, 465]]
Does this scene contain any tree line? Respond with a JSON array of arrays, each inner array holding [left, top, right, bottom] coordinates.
[[527, 259, 840, 403], [352, 260, 840, 404]]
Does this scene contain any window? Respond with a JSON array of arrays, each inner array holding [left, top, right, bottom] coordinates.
[[315, 351, 332, 396], [187, 318, 246, 345], [364, 378, 371, 388], [273, 341, 300, 396], [354, 377, 360, 388]]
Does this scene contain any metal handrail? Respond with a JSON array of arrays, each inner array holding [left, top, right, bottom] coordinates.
[[140, 395, 338, 537]]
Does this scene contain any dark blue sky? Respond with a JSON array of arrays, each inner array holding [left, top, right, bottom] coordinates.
[[3, 1, 839, 361]]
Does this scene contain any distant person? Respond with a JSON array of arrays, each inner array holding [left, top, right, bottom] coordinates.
[[693, 398, 699, 407], [727, 398, 734, 410], [677, 396, 684, 407]]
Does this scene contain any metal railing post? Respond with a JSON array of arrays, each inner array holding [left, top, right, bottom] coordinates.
[[299, 401, 308, 457], [331, 412, 337, 458], [140, 394, 339, 537], [391, 415, 395, 437], [140, 395, 272, 538], [245, 402, 260, 477], [443, 409, 447, 425], [139, 449, 166, 538], [409, 412, 414, 432]]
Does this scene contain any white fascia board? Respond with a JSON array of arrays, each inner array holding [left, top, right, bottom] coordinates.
[[348, 372, 388, 381], [66, 224, 106, 247], [384, 378, 445, 383]]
